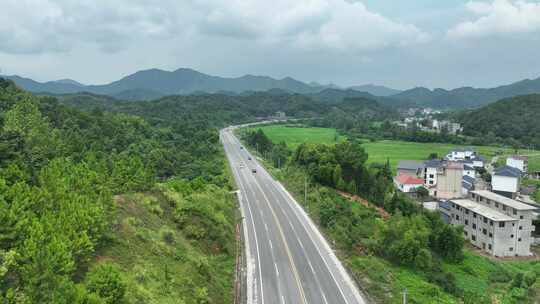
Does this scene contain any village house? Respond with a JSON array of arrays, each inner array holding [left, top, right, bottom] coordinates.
[[506, 156, 529, 173], [394, 174, 425, 193], [492, 166, 522, 199], [396, 160, 424, 177]]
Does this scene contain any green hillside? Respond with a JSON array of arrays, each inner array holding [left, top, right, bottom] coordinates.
[[0, 78, 235, 303], [460, 94, 540, 149]]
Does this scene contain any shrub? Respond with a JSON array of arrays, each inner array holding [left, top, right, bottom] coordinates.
[[488, 267, 512, 283], [86, 263, 126, 304], [160, 227, 175, 244]]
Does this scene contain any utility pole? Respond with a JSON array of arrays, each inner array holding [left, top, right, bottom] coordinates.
[[402, 289, 407, 304], [304, 174, 308, 206]]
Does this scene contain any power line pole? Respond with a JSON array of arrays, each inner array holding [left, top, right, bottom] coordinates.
[[304, 174, 308, 206], [402, 289, 407, 304]]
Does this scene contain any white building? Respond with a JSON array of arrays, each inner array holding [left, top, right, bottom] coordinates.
[[492, 166, 522, 199], [394, 174, 424, 193], [446, 190, 536, 257], [506, 156, 529, 173], [446, 147, 476, 161], [423, 159, 442, 188]]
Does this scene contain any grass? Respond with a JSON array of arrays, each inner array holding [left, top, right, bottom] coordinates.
[[90, 189, 235, 304], [246, 124, 346, 149]]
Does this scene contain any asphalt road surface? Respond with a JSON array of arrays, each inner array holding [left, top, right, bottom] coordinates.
[[221, 127, 367, 304]]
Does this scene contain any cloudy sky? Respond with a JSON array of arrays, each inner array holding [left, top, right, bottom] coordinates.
[[1, 0, 540, 89]]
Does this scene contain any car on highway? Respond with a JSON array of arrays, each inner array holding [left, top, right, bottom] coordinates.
[[248, 156, 252, 160], [240, 146, 244, 150], [251, 168, 257, 173]]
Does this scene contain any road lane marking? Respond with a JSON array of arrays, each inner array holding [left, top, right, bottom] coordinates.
[[274, 263, 279, 276], [226, 136, 265, 304], [249, 173, 308, 304]]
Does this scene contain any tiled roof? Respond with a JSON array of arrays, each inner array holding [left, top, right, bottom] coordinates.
[[494, 165, 522, 178], [424, 159, 443, 168], [397, 160, 424, 170], [395, 174, 424, 185]]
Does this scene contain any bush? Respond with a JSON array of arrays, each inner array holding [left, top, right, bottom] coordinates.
[[86, 263, 126, 304], [160, 227, 175, 244], [489, 267, 512, 283]]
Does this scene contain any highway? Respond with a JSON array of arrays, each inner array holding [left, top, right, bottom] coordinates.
[[221, 127, 367, 304]]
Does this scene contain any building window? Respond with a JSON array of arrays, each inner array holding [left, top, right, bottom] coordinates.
[[464, 231, 468, 236], [519, 226, 523, 230], [495, 202, 499, 208], [520, 215, 524, 220], [482, 228, 487, 235], [473, 213, 477, 218], [490, 220, 493, 226], [513, 209, 517, 215], [489, 233, 493, 238], [452, 203, 455, 208], [483, 217, 487, 224], [429, 174, 434, 178], [456, 215, 460, 220], [465, 220, 469, 225], [473, 224, 477, 229], [503, 205, 507, 211], [472, 235, 476, 241], [499, 222, 505, 228], [511, 234, 514, 238], [509, 247, 513, 252], [465, 209, 469, 215], [518, 238, 522, 242], [488, 244, 492, 250]]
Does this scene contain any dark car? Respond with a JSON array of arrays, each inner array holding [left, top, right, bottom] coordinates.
[[251, 168, 257, 173], [248, 156, 252, 160]]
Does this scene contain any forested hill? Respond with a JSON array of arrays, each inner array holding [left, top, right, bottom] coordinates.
[[0, 78, 235, 303], [391, 76, 540, 109], [55, 91, 400, 125], [459, 94, 540, 147]]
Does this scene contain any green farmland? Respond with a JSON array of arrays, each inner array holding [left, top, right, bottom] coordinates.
[[245, 124, 346, 148], [250, 124, 540, 172]]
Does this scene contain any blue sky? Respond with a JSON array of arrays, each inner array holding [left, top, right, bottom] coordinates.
[[1, 0, 540, 90]]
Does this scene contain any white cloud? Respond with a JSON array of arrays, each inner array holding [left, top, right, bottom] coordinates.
[[448, 0, 540, 39], [0, 0, 427, 55]]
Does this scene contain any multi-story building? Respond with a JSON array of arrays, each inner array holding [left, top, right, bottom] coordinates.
[[436, 162, 463, 199], [446, 190, 536, 257]]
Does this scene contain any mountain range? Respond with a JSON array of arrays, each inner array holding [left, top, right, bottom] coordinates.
[[3, 68, 540, 109], [2, 68, 399, 101]]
